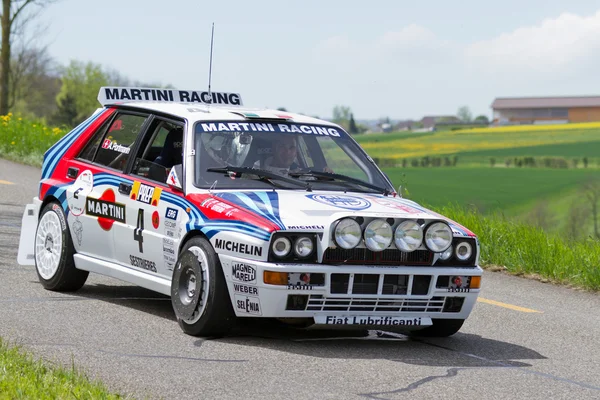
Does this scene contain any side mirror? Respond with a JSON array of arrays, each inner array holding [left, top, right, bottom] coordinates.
[[167, 164, 183, 192]]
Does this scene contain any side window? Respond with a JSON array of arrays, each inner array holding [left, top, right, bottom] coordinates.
[[93, 113, 148, 170], [131, 120, 184, 184]]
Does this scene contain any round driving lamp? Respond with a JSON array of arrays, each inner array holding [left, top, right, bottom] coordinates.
[[394, 220, 423, 252], [334, 218, 362, 249], [294, 236, 314, 258], [424, 222, 453, 252], [272, 237, 292, 257], [455, 241, 473, 261], [364, 219, 393, 252]]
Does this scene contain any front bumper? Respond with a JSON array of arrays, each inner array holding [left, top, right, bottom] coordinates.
[[219, 254, 482, 329]]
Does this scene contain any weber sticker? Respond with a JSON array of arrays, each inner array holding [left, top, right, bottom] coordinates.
[[233, 283, 258, 296], [234, 295, 261, 315]]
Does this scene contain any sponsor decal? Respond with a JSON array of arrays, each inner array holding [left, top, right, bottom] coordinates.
[[231, 263, 257, 284], [286, 225, 324, 230], [369, 197, 422, 214], [72, 217, 83, 246], [101, 139, 131, 154], [162, 237, 176, 271], [197, 121, 342, 137], [306, 194, 371, 210], [67, 170, 94, 217], [167, 167, 182, 188], [315, 316, 431, 327], [85, 189, 126, 231], [165, 207, 179, 220], [152, 211, 160, 229], [215, 239, 262, 257], [129, 255, 157, 272], [233, 283, 258, 296], [130, 182, 161, 206], [234, 294, 261, 315], [287, 272, 313, 289], [200, 198, 238, 217], [448, 276, 470, 292], [52, 204, 66, 230], [100, 87, 243, 106]]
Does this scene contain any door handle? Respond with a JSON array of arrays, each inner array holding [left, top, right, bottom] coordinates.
[[119, 182, 132, 195], [67, 167, 79, 179]]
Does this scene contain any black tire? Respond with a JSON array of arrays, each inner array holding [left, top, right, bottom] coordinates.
[[34, 202, 88, 291], [407, 319, 465, 338], [171, 236, 235, 337]]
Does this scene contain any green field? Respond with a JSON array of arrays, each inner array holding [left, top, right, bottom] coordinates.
[[353, 123, 600, 239]]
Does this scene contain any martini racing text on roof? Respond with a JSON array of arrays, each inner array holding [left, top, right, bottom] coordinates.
[[98, 87, 243, 106]]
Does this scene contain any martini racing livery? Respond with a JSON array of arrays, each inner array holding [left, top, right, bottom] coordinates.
[[17, 87, 482, 337]]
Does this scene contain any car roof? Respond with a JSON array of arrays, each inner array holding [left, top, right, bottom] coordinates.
[[109, 102, 339, 127]]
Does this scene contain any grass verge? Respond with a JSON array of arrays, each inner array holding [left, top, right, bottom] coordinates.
[[437, 204, 600, 291], [0, 338, 125, 399]]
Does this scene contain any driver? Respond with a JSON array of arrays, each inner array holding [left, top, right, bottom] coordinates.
[[256, 135, 300, 175]]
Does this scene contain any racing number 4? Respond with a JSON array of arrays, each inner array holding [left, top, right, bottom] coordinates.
[[134, 208, 144, 253]]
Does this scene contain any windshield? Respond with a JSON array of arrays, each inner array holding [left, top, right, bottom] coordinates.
[[193, 120, 392, 192]]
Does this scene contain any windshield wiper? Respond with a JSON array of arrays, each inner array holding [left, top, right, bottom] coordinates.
[[207, 166, 312, 191], [289, 170, 391, 195]]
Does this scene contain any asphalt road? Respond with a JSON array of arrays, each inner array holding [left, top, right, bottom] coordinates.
[[0, 157, 599, 400]]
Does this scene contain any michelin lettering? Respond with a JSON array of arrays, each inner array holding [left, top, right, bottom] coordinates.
[[215, 239, 262, 257]]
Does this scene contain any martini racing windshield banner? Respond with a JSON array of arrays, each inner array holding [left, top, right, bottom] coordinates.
[[196, 121, 345, 138]]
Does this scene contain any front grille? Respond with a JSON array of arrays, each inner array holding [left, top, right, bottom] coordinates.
[[306, 296, 446, 313], [331, 273, 432, 296], [323, 248, 433, 266]]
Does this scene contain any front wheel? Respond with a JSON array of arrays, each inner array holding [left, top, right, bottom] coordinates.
[[408, 319, 465, 338], [34, 202, 88, 291], [171, 237, 235, 337]]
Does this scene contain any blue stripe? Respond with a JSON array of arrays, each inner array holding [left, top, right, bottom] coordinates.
[[42, 110, 105, 180]]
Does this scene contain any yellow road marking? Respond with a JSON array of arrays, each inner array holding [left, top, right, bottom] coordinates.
[[0, 179, 14, 185], [477, 297, 543, 313]]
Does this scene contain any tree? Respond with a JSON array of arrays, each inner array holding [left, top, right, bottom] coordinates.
[[53, 60, 112, 126], [348, 113, 358, 134], [332, 105, 351, 123], [0, 0, 57, 115], [457, 106, 472, 122], [474, 115, 489, 124]]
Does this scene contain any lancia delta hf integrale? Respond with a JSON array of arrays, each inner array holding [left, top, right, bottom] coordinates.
[[17, 87, 482, 337]]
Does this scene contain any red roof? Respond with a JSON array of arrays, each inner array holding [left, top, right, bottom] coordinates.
[[492, 96, 600, 109]]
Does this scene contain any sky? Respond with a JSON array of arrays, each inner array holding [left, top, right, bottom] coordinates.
[[33, 0, 600, 120]]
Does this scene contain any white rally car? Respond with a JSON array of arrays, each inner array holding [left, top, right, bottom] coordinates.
[[18, 87, 482, 337]]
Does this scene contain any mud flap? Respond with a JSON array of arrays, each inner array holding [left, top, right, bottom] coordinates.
[[17, 202, 40, 266]]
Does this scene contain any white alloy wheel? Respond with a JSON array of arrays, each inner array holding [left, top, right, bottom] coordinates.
[[35, 210, 63, 280]]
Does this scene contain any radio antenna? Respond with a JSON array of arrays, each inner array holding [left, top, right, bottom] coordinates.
[[207, 22, 215, 110]]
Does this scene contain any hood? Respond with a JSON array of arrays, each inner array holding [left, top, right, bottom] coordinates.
[[200, 190, 475, 238]]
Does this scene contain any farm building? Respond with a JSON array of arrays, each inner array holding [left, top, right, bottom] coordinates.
[[491, 96, 600, 124]]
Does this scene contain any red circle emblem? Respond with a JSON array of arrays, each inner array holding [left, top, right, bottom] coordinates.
[[152, 211, 160, 229]]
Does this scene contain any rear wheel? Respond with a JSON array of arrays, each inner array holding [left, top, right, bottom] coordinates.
[[171, 237, 235, 337], [408, 319, 465, 338], [34, 202, 88, 291]]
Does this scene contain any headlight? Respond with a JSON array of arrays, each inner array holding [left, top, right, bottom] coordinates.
[[364, 219, 393, 252], [272, 237, 292, 257], [394, 220, 423, 252], [334, 218, 362, 249], [294, 236, 314, 258], [440, 245, 453, 260], [424, 222, 452, 252], [455, 241, 472, 261]]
